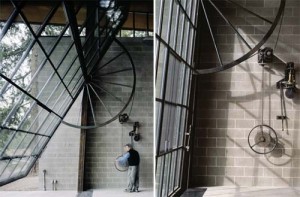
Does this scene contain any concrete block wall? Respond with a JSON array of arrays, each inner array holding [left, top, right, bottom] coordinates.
[[191, 0, 300, 187], [37, 37, 82, 190], [84, 38, 153, 189], [38, 113, 81, 190]]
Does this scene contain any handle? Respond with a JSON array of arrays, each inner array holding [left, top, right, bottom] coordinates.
[[185, 125, 192, 152]]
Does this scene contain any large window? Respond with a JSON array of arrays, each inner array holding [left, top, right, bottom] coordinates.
[[155, 0, 199, 196], [0, 0, 126, 186]]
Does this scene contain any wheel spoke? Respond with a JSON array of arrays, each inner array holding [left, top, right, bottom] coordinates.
[[91, 82, 126, 105], [93, 78, 133, 88], [201, 0, 223, 66], [208, 0, 252, 50], [88, 84, 113, 118], [94, 51, 125, 73], [227, 0, 273, 25], [86, 85, 96, 126], [251, 141, 261, 148], [97, 67, 133, 76]]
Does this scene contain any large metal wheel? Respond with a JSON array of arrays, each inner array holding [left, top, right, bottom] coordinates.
[[196, 0, 286, 74], [62, 38, 136, 129], [248, 124, 278, 154]]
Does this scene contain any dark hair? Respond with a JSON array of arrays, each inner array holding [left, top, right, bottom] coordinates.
[[124, 143, 133, 148]]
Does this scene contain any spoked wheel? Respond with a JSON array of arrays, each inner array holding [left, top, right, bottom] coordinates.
[[248, 125, 278, 154], [114, 155, 129, 172], [62, 39, 136, 129], [196, 0, 286, 74]]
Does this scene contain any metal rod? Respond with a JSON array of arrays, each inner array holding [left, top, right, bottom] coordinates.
[[86, 85, 96, 126], [227, 0, 273, 25], [43, 169, 46, 191], [95, 51, 125, 72], [12, 2, 74, 99], [63, 1, 88, 80], [156, 35, 200, 75], [89, 84, 113, 117], [0, 8, 19, 41], [201, 0, 223, 66], [0, 155, 38, 160], [261, 65, 265, 124], [175, 0, 196, 29], [280, 85, 284, 131], [0, 127, 50, 138], [93, 79, 132, 88], [208, 0, 252, 50], [0, 5, 83, 128], [97, 68, 133, 76], [133, 12, 136, 37], [91, 82, 125, 105]]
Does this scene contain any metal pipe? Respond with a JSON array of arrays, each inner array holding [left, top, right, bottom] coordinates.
[[54, 180, 58, 191], [52, 179, 55, 191], [43, 169, 46, 191]]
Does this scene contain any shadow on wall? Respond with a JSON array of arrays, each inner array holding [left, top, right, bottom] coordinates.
[[191, 0, 300, 188]]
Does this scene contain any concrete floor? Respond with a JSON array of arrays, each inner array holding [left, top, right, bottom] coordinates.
[[0, 176, 153, 197], [202, 186, 300, 197], [0, 189, 153, 197], [0, 191, 78, 197], [93, 188, 153, 197]]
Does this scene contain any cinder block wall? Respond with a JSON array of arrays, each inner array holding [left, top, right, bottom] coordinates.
[[84, 38, 153, 189], [38, 112, 81, 190], [38, 37, 82, 190], [191, 0, 300, 187]]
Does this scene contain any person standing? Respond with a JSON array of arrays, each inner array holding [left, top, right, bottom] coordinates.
[[117, 143, 140, 192]]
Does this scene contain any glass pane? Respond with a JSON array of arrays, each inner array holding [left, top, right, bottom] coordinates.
[[186, 0, 193, 18], [180, 0, 187, 10], [192, 0, 198, 25], [161, 0, 171, 41], [156, 156, 163, 197], [172, 107, 181, 148], [168, 151, 176, 194], [176, 9, 184, 55], [156, 44, 166, 99], [24, 135, 45, 156], [165, 54, 185, 104], [156, 101, 161, 150], [2, 132, 26, 157], [0, 158, 20, 181], [181, 19, 190, 61], [0, 22, 33, 88], [182, 67, 191, 105], [18, 157, 35, 176], [179, 108, 187, 147], [0, 129, 14, 151], [11, 133, 34, 156], [48, 38, 75, 73], [9, 157, 28, 178], [160, 104, 170, 152], [188, 27, 195, 65], [162, 154, 170, 197], [155, 0, 162, 34], [175, 149, 183, 188], [0, 160, 9, 175], [169, 1, 179, 49]]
